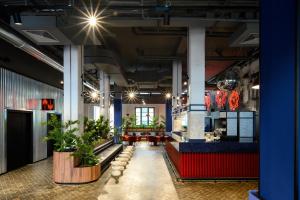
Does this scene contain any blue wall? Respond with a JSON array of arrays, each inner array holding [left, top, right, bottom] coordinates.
[[114, 99, 122, 131], [165, 101, 172, 132], [260, 0, 297, 199]]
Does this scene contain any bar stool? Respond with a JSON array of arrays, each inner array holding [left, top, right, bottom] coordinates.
[[115, 157, 129, 164], [111, 160, 127, 169], [112, 165, 125, 176], [111, 170, 122, 183]]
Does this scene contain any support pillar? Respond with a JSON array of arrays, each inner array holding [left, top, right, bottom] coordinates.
[[165, 100, 172, 132], [114, 99, 122, 130], [63, 45, 84, 132], [187, 26, 206, 140], [172, 60, 182, 132], [99, 70, 110, 119]]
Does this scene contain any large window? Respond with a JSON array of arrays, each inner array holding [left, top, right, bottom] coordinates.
[[135, 107, 154, 126]]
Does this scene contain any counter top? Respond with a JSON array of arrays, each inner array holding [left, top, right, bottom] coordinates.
[[170, 141, 258, 153]]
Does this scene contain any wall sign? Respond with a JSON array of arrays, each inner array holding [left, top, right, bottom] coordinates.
[[41, 99, 55, 110]]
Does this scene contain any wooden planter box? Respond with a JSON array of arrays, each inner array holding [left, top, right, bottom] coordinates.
[[53, 151, 101, 184]]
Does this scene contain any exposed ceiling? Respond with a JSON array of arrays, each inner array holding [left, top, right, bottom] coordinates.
[[0, 0, 259, 103]]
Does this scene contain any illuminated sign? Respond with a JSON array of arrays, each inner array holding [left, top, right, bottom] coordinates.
[[41, 99, 55, 110], [229, 90, 239, 111]]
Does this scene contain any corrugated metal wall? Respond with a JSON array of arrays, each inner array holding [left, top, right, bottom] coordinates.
[[0, 68, 63, 174]]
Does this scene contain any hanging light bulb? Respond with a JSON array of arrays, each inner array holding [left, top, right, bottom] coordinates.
[[165, 93, 171, 99]]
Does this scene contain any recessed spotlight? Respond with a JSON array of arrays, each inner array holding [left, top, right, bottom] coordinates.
[[183, 81, 188, 86], [60, 80, 64, 85]]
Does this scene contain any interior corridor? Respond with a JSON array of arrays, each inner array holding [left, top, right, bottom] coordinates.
[[0, 143, 257, 200]]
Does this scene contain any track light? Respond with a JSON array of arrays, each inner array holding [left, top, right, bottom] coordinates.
[[13, 13, 22, 25]]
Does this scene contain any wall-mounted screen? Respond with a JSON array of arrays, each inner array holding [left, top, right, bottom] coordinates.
[[41, 99, 55, 110]]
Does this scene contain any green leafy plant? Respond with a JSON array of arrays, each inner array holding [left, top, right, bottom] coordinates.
[[43, 115, 79, 152], [72, 131, 99, 167], [158, 115, 166, 130], [95, 116, 111, 139], [150, 116, 160, 130]]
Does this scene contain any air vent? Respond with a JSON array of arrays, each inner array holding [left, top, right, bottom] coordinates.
[[22, 30, 59, 43]]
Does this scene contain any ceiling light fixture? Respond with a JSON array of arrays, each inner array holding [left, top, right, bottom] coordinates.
[[90, 91, 98, 99], [88, 16, 97, 26], [165, 93, 171, 99], [183, 81, 188, 86], [129, 92, 135, 99], [60, 80, 64, 85], [13, 13, 22, 25], [125, 89, 138, 102], [75, 1, 109, 43], [252, 85, 260, 90]]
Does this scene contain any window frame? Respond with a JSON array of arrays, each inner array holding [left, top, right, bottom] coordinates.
[[135, 107, 155, 126]]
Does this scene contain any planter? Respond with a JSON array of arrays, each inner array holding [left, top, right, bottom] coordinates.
[[53, 151, 101, 184], [248, 190, 260, 200]]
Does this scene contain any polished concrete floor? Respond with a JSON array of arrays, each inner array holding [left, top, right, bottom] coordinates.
[[0, 142, 257, 200]]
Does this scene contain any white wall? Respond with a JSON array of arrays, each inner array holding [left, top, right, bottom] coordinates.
[[122, 104, 166, 122]]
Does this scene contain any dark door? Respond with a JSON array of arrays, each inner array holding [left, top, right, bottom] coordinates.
[[7, 110, 33, 171], [47, 113, 61, 157]]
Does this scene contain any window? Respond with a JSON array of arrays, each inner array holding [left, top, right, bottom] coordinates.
[[135, 107, 155, 126], [93, 106, 100, 120]]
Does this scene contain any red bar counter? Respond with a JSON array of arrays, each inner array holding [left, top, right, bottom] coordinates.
[[165, 141, 259, 179]]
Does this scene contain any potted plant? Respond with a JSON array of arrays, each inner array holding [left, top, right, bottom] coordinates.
[[44, 114, 79, 152], [72, 131, 99, 167], [151, 116, 160, 132], [158, 116, 166, 134], [44, 115, 103, 183]]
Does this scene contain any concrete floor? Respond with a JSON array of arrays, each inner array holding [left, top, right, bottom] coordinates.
[[98, 142, 179, 200], [0, 142, 257, 200]]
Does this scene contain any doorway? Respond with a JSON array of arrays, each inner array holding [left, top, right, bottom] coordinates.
[[46, 113, 62, 157], [6, 110, 33, 172]]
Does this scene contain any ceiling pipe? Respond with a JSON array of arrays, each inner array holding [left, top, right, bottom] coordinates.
[[0, 26, 63, 72]]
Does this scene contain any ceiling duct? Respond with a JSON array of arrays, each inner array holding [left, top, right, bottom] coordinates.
[[84, 46, 128, 87], [0, 26, 63, 72], [11, 16, 72, 45], [229, 23, 259, 47]]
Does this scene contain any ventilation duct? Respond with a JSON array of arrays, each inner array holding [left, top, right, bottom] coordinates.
[[84, 46, 128, 87], [11, 16, 72, 45], [0, 26, 63, 72], [229, 23, 259, 47]]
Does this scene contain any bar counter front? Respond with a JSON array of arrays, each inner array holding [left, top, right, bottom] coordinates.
[[165, 141, 259, 180]]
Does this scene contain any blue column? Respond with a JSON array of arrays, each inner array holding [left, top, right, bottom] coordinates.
[[114, 99, 122, 130], [260, 0, 297, 199], [165, 101, 172, 132]]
